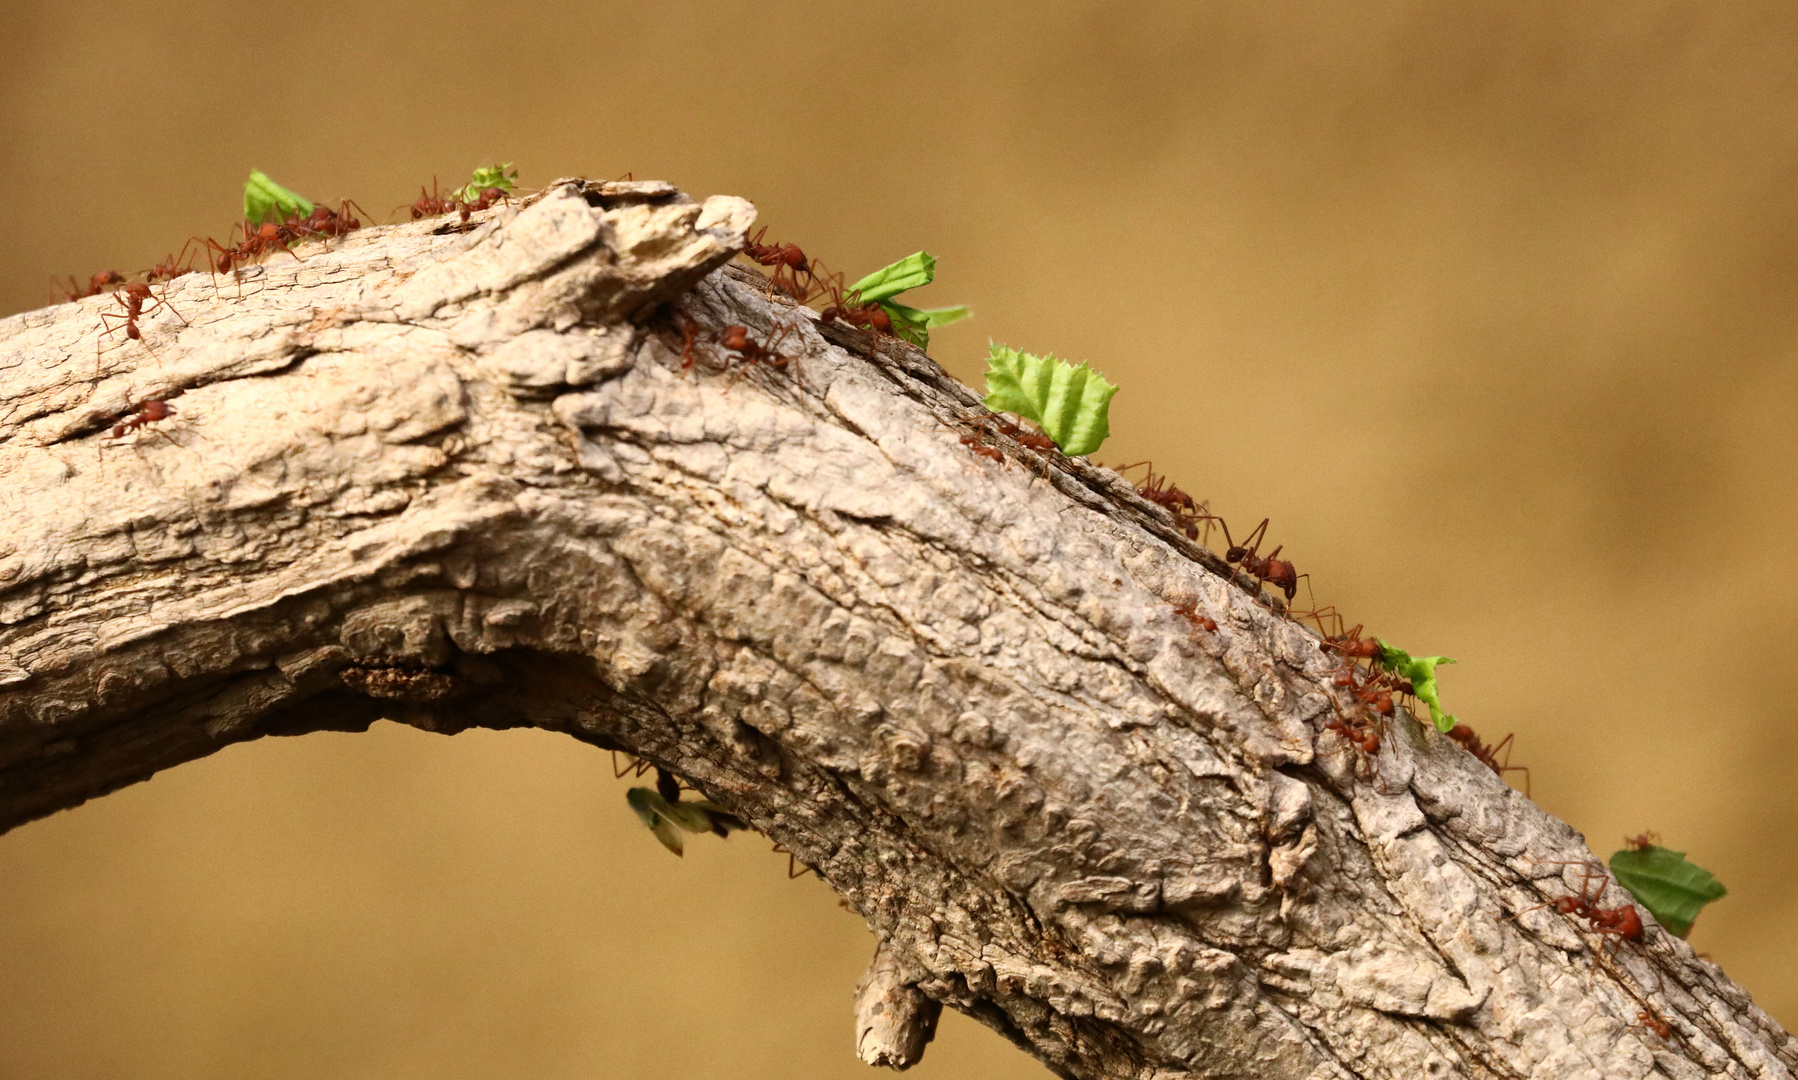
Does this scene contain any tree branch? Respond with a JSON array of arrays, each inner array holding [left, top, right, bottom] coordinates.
[[0, 178, 1789, 1079]]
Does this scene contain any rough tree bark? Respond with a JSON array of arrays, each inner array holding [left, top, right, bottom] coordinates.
[[0, 179, 1790, 1080]]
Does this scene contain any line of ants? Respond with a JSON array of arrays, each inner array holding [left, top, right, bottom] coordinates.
[[729, 228, 1540, 807], [57, 176, 527, 443]]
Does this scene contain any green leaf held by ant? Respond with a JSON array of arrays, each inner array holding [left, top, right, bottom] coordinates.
[[243, 169, 313, 226], [1608, 843, 1727, 938], [981, 343, 1118, 457], [457, 163, 519, 205], [1375, 640, 1457, 732], [846, 251, 970, 349], [625, 787, 745, 857]]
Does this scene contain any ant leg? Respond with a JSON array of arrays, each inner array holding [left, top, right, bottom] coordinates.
[[1486, 732, 1532, 797], [1235, 518, 1271, 557], [1284, 573, 1315, 620], [144, 284, 189, 329]]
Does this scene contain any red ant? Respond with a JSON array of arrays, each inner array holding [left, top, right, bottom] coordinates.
[[958, 430, 1008, 467], [1635, 1010, 1671, 1039], [719, 323, 794, 379], [457, 187, 508, 225], [202, 219, 302, 278], [1325, 711, 1382, 756], [290, 200, 368, 240], [1220, 518, 1304, 602], [679, 321, 706, 373], [1623, 831, 1662, 851], [1315, 616, 1382, 665], [54, 269, 126, 302], [1116, 462, 1212, 541], [1320, 696, 1404, 793], [741, 226, 815, 301], [409, 178, 461, 220], [99, 282, 187, 350], [144, 250, 195, 284], [107, 399, 177, 439], [1446, 724, 1530, 796], [1513, 863, 1645, 954], [994, 417, 1058, 454], [818, 276, 895, 335], [1170, 595, 1217, 633]]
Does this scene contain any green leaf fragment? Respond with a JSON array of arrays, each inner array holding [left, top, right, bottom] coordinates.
[[243, 169, 313, 226], [836, 251, 971, 349], [625, 787, 744, 857], [1376, 640, 1458, 732], [1608, 844, 1727, 937], [849, 251, 937, 303], [458, 163, 519, 204], [981, 343, 1118, 456], [879, 300, 972, 349], [626, 787, 686, 855]]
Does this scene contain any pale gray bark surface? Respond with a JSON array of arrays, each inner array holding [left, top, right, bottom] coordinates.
[[0, 179, 1790, 1079]]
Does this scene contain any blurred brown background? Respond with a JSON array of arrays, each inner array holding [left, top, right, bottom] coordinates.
[[3, 2, 1796, 1076]]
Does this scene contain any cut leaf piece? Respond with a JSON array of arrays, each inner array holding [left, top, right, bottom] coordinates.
[[1375, 641, 1458, 732], [880, 300, 972, 349], [849, 251, 936, 304], [625, 787, 745, 857], [626, 787, 686, 855], [837, 251, 970, 350], [981, 343, 1117, 457], [1608, 844, 1727, 938], [458, 163, 518, 204], [243, 169, 313, 226]]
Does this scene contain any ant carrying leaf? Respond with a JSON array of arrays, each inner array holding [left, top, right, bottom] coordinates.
[[1607, 840, 1727, 938], [456, 163, 518, 205], [242, 169, 314, 227], [625, 786, 746, 857], [840, 251, 970, 349], [982, 343, 1118, 457], [1374, 640, 1457, 732]]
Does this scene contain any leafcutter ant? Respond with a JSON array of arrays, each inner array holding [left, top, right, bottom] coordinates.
[[741, 226, 816, 301], [54, 269, 125, 302], [1623, 831, 1662, 851], [1115, 461, 1212, 542], [1315, 616, 1381, 665], [408, 178, 461, 220], [1170, 595, 1217, 633], [1512, 862, 1645, 955], [99, 282, 187, 356], [1635, 1010, 1672, 1039], [457, 187, 508, 226], [1446, 723, 1530, 796], [290, 199, 369, 240], [106, 399, 177, 440], [719, 322, 796, 382], [958, 429, 1008, 467], [993, 417, 1058, 454], [818, 275, 895, 336], [144, 241, 200, 284], [1220, 517, 1305, 602], [654, 766, 682, 805]]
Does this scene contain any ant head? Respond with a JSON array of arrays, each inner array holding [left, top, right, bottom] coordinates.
[[1225, 545, 1247, 562]]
